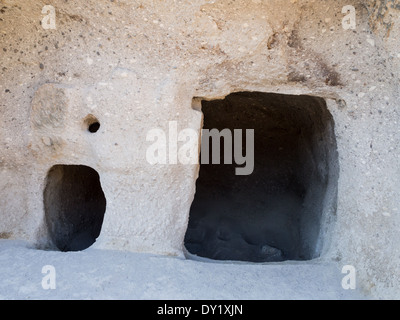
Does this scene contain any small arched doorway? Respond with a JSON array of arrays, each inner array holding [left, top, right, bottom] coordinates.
[[44, 164, 107, 251]]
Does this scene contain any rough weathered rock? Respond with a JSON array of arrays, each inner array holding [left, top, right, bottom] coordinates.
[[0, 0, 399, 298]]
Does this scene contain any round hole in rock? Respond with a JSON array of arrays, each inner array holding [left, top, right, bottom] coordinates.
[[44, 165, 107, 252], [184, 92, 339, 263], [88, 121, 100, 133], [83, 114, 100, 133]]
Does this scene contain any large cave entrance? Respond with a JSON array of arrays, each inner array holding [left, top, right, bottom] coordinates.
[[184, 92, 339, 263], [44, 165, 107, 252]]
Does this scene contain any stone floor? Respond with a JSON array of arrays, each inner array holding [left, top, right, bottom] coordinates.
[[0, 240, 366, 300]]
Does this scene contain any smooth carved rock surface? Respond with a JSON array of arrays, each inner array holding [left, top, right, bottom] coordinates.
[[31, 84, 67, 130]]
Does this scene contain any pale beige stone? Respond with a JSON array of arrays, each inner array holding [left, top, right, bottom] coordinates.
[[0, 0, 399, 298]]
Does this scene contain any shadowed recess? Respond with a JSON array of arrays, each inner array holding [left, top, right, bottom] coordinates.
[[185, 92, 339, 263], [44, 165, 106, 252]]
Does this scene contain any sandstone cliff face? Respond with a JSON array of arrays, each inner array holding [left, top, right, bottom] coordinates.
[[0, 0, 399, 298]]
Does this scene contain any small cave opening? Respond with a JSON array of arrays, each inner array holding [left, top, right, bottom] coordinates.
[[184, 92, 339, 263], [88, 121, 100, 133], [44, 165, 107, 252], [83, 114, 100, 133]]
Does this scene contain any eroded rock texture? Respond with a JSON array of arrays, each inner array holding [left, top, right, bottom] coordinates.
[[0, 0, 399, 298]]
